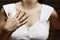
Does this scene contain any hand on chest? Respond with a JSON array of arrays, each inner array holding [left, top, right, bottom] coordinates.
[[16, 4, 41, 27]]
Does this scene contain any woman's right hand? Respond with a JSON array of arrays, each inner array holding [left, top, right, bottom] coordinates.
[[4, 10, 28, 32]]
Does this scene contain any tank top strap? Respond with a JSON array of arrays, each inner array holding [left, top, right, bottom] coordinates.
[[40, 4, 54, 22], [3, 3, 16, 18]]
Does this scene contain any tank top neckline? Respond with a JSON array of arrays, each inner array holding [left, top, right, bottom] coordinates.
[[20, 4, 44, 28]]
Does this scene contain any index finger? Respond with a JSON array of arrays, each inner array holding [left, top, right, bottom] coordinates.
[[14, 9, 21, 18]]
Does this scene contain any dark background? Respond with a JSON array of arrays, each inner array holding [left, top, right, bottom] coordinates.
[[0, 0, 60, 40]]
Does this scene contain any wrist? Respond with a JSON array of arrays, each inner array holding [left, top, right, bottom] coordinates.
[[2, 28, 11, 34], [0, 28, 11, 40], [4, 25, 12, 32]]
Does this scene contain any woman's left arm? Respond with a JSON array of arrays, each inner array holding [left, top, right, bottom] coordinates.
[[49, 9, 60, 30]]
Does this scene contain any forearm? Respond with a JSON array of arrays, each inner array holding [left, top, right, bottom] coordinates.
[[0, 29, 11, 40]]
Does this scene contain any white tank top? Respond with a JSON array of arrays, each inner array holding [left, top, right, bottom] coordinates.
[[3, 3, 54, 40]]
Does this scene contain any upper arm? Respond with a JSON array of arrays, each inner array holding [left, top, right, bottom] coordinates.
[[49, 9, 60, 30], [0, 8, 7, 31]]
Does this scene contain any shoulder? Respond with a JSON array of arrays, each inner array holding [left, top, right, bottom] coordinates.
[[3, 3, 15, 7], [43, 4, 58, 19], [0, 8, 7, 19], [0, 8, 5, 17], [3, 1, 22, 10], [0, 8, 7, 26], [52, 9, 58, 16], [42, 4, 54, 11], [42, 4, 58, 17]]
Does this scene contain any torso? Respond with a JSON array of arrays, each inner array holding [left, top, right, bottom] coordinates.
[[15, 2, 42, 27], [3, 2, 54, 40]]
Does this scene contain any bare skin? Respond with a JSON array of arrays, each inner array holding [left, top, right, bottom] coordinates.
[[0, 0, 60, 40]]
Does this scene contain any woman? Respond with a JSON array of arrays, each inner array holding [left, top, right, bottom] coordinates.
[[0, 0, 59, 40]]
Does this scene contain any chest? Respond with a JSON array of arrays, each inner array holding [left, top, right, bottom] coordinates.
[[26, 10, 41, 27], [16, 5, 41, 27]]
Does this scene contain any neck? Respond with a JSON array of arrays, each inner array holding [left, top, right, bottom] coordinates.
[[22, 1, 39, 9]]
